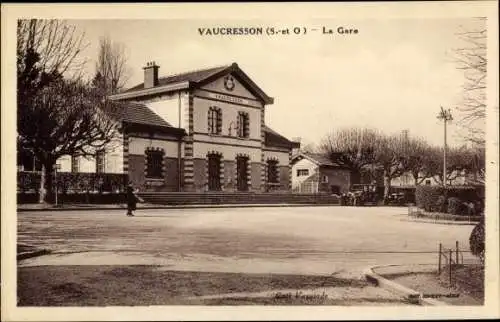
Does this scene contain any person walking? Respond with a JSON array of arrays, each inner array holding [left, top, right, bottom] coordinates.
[[126, 182, 140, 217]]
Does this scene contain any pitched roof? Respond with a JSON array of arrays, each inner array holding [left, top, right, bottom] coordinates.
[[292, 152, 344, 167], [114, 63, 273, 104], [124, 65, 229, 93], [108, 102, 184, 135], [263, 126, 299, 149]]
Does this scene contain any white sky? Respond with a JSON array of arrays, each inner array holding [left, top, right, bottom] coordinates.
[[70, 18, 482, 148]]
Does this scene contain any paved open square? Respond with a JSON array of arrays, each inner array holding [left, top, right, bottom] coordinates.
[[18, 206, 475, 277]]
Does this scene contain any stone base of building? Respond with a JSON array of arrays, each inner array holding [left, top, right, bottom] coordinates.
[[128, 156, 291, 193]]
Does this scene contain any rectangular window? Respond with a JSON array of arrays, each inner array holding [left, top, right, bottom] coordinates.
[[237, 112, 249, 138], [297, 169, 309, 177], [146, 150, 164, 178], [71, 155, 79, 173], [208, 107, 221, 134], [322, 175, 328, 183], [96, 150, 105, 173]]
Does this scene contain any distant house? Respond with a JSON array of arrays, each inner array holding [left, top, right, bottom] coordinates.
[[291, 152, 351, 194], [390, 170, 469, 187]]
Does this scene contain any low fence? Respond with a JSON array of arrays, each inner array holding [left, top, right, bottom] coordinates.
[[437, 241, 483, 295], [407, 204, 482, 223], [17, 171, 128, 194], [17, 171, 129, 204]]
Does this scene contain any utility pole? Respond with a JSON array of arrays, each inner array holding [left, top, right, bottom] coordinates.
[[437, 106, 453, 187]]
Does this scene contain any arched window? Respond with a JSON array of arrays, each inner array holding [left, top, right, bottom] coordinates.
[[267, 159, 279, 183], [237, 111, 249, 138], [208, 106, 222, 135], [145, 148, 164, 179]]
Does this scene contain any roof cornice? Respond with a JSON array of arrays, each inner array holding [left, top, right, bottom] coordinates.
[[109, 81, 190, 101]]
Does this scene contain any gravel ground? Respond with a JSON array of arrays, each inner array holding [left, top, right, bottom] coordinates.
[[15, 206, 475, 306]]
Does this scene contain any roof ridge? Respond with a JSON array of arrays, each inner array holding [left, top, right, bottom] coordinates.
[[158, 63, 232, 81]]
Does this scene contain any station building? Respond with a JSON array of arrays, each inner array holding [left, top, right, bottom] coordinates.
[[51, 62, 300, 193]]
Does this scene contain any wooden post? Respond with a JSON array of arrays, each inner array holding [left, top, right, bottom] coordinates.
[[449, 249, 453, 285], [456, 241, 459, 265], [438, 243, 442, 274]]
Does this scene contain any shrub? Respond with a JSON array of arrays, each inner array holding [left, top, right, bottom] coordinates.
[[469, 220, 485, 263], [415, 185, 482, 213], [436, 195, 448, 213], [448, 197, 465, 216]]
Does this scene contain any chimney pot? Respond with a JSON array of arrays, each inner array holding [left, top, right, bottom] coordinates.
[[143, 61, 160, 89]]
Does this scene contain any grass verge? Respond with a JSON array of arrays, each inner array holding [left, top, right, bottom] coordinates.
[[18, 265, 369, 306]]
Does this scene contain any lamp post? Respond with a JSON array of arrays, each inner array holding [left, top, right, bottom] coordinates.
[[437, 106, 453, 187]]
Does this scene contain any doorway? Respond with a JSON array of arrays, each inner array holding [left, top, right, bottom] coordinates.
[[236, 156, 249, 191], [207, 154, 221, 191]]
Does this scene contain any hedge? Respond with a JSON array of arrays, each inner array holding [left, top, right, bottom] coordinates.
[[17, 171, 128, 193], [415, 185, 484, 214]]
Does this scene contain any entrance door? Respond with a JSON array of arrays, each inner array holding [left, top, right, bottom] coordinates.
[[236, 156, 249, 191], [208, 154, 221, 191]]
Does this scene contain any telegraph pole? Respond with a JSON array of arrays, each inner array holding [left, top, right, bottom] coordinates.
[[437, 106, 453, 187]]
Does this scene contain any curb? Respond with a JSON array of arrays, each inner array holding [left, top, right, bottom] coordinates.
[[17, 249, 51, 260], [17, 203, 340, 212], [364, 266, 448, 306], [401, 218, 478, 226]]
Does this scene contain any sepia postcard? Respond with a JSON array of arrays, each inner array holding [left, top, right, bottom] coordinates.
[[1, 1, 499, 321]]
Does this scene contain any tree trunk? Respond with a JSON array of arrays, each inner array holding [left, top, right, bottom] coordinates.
[[38, 159, 56, 204], [38, 164, 46, 203], [383, 170, 391, 203]]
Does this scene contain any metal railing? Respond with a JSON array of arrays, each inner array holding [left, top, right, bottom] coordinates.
[[438, 241, 464, 286]]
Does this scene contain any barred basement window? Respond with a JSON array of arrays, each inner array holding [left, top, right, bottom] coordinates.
[[267, 160, 279, 183], [71, 155, 80, 173], [237, 111, 249, 138], [146, 150, 164, 178], [208, 106, 222, 134], [95, 150, 105, 173]]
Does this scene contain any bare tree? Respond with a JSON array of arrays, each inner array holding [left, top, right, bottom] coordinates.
[[453, 17, 487, 145], [300, 142, 317, 154], [371, 133, 408, 200], [319, 127, 381, 184], [18, 78, 121, 202], [17, 19, 123, 203], [17, 19, 88, 79], [401, 136, 435, 185], [424, 145, 482, 185], [93, 36, 130, 95]]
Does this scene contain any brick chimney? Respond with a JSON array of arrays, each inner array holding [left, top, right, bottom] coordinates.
[[143, 61, 159, 89]]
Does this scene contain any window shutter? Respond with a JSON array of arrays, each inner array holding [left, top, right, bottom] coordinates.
[[208, 108, 212, 133], [217, 108, 222, 134]]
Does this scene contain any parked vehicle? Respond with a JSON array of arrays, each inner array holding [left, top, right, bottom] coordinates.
[[344, 184, 381, 206]]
